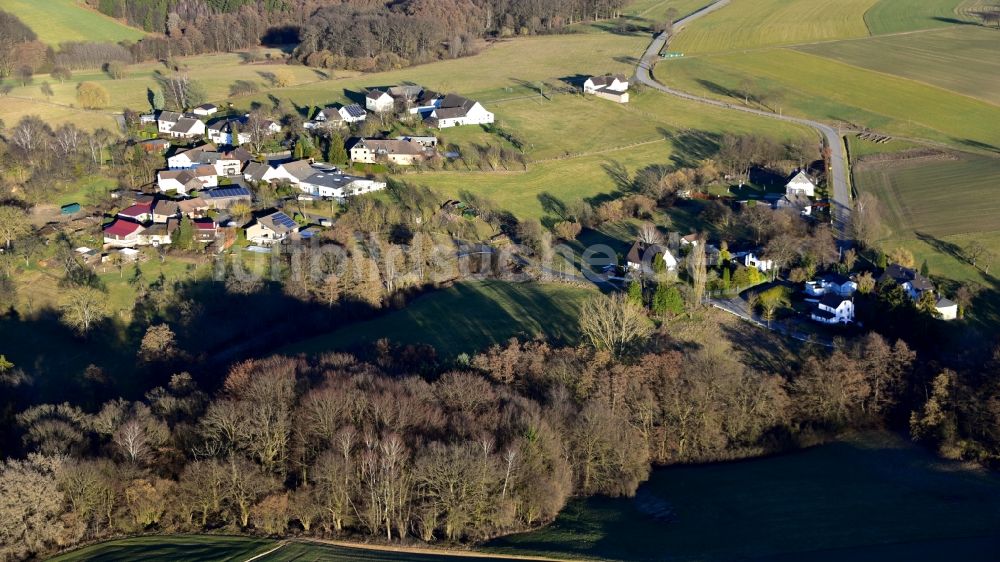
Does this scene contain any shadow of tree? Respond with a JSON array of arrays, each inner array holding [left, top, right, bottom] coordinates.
[[661, 128, 722, 168]]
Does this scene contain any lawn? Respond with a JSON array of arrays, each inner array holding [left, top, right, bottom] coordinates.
[[796, 26, 1000, 105], [659, 48, 1000, 151], [486, 431, 1000, 562], [2, 0, 146, 46], [49, 535, 276, 562], [264, 541, 560, 561], [668, 0, 876, 53], [283, 280, 597, 358], [863, 0, 974, 34]]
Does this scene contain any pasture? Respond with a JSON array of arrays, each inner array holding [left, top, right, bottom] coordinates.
[[283, 280, 596, 358], [863, 0, 976, 34], [487, 432, 1000, 562], [795, 26, 1000, 105], [660, 48, 1000, 151], [49, 535, 275, 562], [668, 0, 875, 53], [2, 0, 146, 46]]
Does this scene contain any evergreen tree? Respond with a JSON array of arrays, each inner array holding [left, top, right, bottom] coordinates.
[[627, 279, 643, 307], [653, 253, 667, 274], [920, 259, 929, 277], [721, 266, 731, 291], [294, 138, 306, 159], [326, 133, 347, 164], [652, 283, 684, 316], [173, 217, 194, 250]]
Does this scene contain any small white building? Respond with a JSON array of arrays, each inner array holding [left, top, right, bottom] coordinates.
[[426, 94, 494, 128], [811, 294, 854, 324], [935, 297, 958, 321], [365, 90, 395, 113], [339, 104, 368, 123], [299, 172, 386, 200], [785, 170, 816, 198], [583, 74, 630, 103], [626, 241, 677, 273], [192, 103, 218, 117], [805, 274, 857, 297], [744, 253, 774, 273]]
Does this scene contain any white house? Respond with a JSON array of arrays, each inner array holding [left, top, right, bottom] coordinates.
[[167, 143, 217, 169], [103, 219, 145, 248], [626, 241, 677, 273], [158, 111, 205, 139], [306, 107, 345, 130], [192, 103, 218, 117], [157, 111, 182, 134], [785, 170, 816, 198], [426, 94, 494, 128], [936, 297, 958, 321], [298, 171, 386, 200], [744, 252, 774, 273], [805, 273, 857, 297], [246, 211, 298, 245], [339, 104, 367, 123], [349, 138, 430, 166], [811, 294, 854, 324], [156, 165, 217, 195], [583, 74, 630, 103], [879, 264, 934, 301], [207, 118, 250, 146], [365, 90, 395, 113]]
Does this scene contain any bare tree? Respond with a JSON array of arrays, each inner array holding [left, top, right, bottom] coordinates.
[[579, 293, 653, 358], [637, 223, 663, 246], [687, 238, 707, 306]]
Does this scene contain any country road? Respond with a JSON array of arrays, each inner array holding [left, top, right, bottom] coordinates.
[[634, 0, 853, 242]]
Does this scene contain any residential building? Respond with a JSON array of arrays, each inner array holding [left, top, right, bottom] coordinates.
[[426, 94, 494, 128], [157, 111, 183, 134], [785, 170, 816, 198], [626, 241, 677, 273], [167, 143, 218, 169], [306, 107, 345, 129], [103, 219, 145, 248], [936, 297, 958, 321], [349, 138, 431, 166], [298, 171, 386, 200], [207, 117, 251, 146], [156, 165, 217, 195], [203, 187, 252, 210], [161, 113, 205, 139], [744, 252, 774, 273], [810, 294, 854, 324], [117, 201, 153, 223], [151, 200, 180, 224], [805, 273, 857, 297], [395, 136, 438, 148], [583, 74, 630, 103], [246, 211, 298, 245], [879, 263, 934, 301], [192, 103, 218, 117], [138, 222, 175, 246], [776, 192, 812, 216], [365, 89, 395, 112], [339, 104, 368, 123], [192, 219, 219, 243], [178, 197, 209, 218]]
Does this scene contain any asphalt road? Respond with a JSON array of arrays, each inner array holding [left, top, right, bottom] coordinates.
[[634, 0, 853, 242]]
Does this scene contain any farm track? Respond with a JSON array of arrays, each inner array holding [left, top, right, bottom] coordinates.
[[635, 0, 854, 243]]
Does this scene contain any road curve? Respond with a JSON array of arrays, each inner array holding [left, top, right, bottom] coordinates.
[[635, 0, 852, 241]]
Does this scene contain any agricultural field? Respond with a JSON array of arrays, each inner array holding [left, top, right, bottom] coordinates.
[[284, 280, 596, 358], [668, 0, 876, 53], [863, 0, 977, 34], [49, 535, 275, 562], [796, 27, 1000, 105], [2, 0, 146, 46], [659, 48, 1000, 151], [487, 432, 1000, 562]]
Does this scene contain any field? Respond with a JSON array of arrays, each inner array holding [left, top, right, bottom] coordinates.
[[49, 535, 275, 562], [487, 432, 1000, 562], [863, 0, 974, 34], [660, 48, 1000, 151], [796, 27, 1000, 105], [668, 0, 876, 53], [2, 0, 146, 46], [284, 280, 596, 358]]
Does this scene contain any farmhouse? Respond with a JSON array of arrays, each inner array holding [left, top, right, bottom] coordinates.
[[879, 263, 934, 301], [246, 211, 298, 245], [426, 94, 494, 128], [810, 294, 854, 325], [103, 219, 145, 248], [626, 241, 677, 273], [583, 74, 630, 103], [349, 138, 432, 166], [365, 89, 395, 113], [785, 170, 816, 198]]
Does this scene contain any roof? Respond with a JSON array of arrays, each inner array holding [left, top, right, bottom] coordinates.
[[626, 241, 668, 265], [193, 219, 217, 230], [318, 107, 344, 121], [153, 200, 180, 216], [178, 197, 208, 212], [204, 187, 252, 199], [171, 117, 202, 134], [818, 273, 851, 285], [355, 138, 426, 156], [119, 202, 152, 217], [786, 170, 815, 187], [812, 307, 836, 320], [104, 219, 144, 236], [820, 293, 849, 308], [341, 104, 366, 118], [879, 263, 934, 291], [303, 171, 368, 189], [589, 74, 627, 88], [936, 297, 956, 308], [366, 89, 391, 100], [281, 160, 317, 182], [243, 161, 271, 182], [192, 164, 216, 177], [158, 110, 182, 123], [387, 85, 424, 99], [197, 103, 217, 110], [258, 211, 298, 234]]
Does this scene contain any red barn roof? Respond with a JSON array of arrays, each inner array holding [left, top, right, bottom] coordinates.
[[118, 202, 152, 217], [104, 219, 144, 237]]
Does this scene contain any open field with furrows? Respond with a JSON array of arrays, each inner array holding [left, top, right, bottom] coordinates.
[[667, 0, 877, 53], [2, 0, 146, 46], [863, 0, 981, 34], [659, 48, 1000, 152], [49, 535, 275, 562], [795, 27, 1000, 106], [284, 280, 596, 358], [486, 432, 1000, 562]]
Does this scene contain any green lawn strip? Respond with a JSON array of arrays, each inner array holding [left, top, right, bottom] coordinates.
[[48, 534, 276, 562]]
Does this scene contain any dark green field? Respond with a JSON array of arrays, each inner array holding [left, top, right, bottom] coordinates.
[[48, 535, 275, 562], [283, 280, 596, 358], [486, 432, 1000, 562]]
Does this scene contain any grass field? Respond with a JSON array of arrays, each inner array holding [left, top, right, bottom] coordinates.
[[2, 0, 146, 46], [668, 0, 876, 53], [863, 0, 972, 34], [49, 535, 275, 562], [660, 48, 1000, 151], [283, 280, 596, 358], [487, 431, 1000, 562], [796, 27, 1000, 105]]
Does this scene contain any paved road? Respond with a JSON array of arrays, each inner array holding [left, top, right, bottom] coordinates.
[[634, 0, 853, 242]]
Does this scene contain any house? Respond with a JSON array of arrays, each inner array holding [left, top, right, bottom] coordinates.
[[776, 192, 812, 216], [246, 211, 298, 245], [207, 117, 252, 146], [583, 74, 630, 103], [810, 294, 854, 324], [192, 103, 218, 117], [203, 187, 252, 210], [365, 89, 395, 113], [156, 165, 217, 195], [244, 161, 293, 184], [165, 115, 206, 139], [407, 88, 442, 115], [879, 263, 934, 301], [339, 104, 367, 123], [426, 94, 494, 128], [167, 143, 218, 169], [207, 148, 253, 176], [395, 136, 438, 148], [157, 111, 183, 134], [140, 113, 157, 125], [805, 273, 857, 297], [117, 201, 153, 223], [103, 219, 145, 248], [178, 197, 209, 218], [680, 233, 699, 247], [744, 252, 774, 273], [138, 222, 175, 246], [935, 297, 958, 321], [626, 241, 677, 273], [192, 219, 219, 243], [306, 107, 345, 129], [349, 138, 430, 166], [151, 200, 180, 224], [785, 170, 816, 198], [298, 171, 386, 200]]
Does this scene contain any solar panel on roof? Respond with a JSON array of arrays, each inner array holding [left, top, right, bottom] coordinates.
[[344, 104, 366, 117], [205, 188, 251, 198], [271, 212, 297, 229]]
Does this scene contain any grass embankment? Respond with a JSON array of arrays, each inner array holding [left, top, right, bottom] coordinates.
[[487, 431, 1000, 562], [3, 0, 146, 46], [284, 280, 596, 358]]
